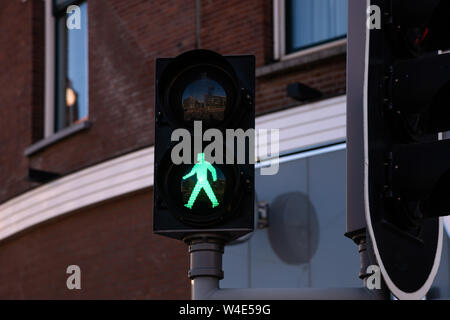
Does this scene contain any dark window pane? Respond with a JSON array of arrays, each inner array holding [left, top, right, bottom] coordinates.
[[55, 2, 88, 132], [285, 0, 348, 54]]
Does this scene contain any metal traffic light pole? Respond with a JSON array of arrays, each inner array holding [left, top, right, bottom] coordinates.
[[185, 233, 389, 300]]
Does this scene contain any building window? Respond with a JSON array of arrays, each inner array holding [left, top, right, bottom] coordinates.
[[54, 0, 89, 132], [274, 0, 348, 59]]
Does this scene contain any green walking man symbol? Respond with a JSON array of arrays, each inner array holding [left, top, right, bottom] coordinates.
[[183, 153, 219, 209]]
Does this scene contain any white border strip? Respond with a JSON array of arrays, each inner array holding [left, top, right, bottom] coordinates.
[[0, 96, 346, 242]]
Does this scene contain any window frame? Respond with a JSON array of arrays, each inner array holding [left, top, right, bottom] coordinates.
[[273, 0, 347, 61], [24, 0, 90, 155], [44, 0, 89, 137], [44, 0, 56, 138]]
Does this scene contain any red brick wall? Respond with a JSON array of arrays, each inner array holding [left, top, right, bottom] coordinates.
[[0, 189, 190, 299], [256, 55, 347, 114], [200, 0, 272, 67], [0, 0, 34, 202], [32, 0, 45, 143], [0, 0, 346, 203]]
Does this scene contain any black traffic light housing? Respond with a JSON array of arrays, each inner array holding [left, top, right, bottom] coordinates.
[[153, 50, 255, 241], [364, 0, 450, 298]]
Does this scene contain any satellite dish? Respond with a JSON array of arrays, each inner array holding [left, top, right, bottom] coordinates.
[[268, 192, 319, 265]]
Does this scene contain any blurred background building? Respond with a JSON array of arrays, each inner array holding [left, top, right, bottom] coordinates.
[[0, 0, 448, 299]]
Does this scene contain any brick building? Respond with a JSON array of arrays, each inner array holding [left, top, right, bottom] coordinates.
[[0, 0, 448, 299]]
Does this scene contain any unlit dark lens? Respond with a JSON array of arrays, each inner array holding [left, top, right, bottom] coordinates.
[[181, 73, 227, 124]]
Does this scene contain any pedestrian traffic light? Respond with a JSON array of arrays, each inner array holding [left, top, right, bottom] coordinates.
[[352, 0, 450, 299], [153, 50, 255, 241]]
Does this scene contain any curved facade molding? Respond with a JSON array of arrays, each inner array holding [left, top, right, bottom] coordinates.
[[0, 148, 154, 241], [256, 95, 346, 154], [0, 95, 346, 242]]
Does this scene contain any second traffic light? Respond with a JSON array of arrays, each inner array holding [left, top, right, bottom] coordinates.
[[153, 50, 255, 241], [365, 0, 450, 299]]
